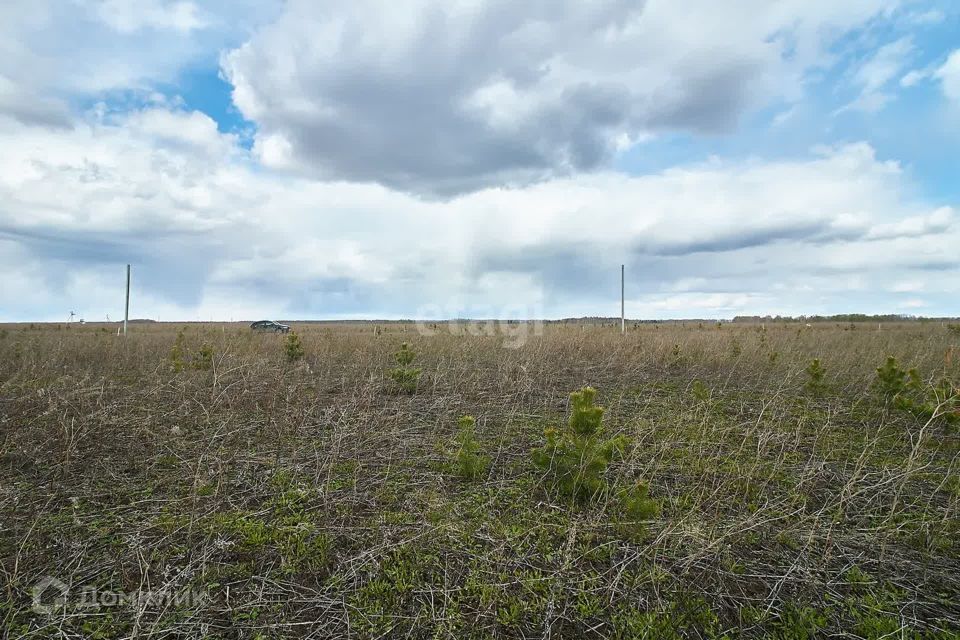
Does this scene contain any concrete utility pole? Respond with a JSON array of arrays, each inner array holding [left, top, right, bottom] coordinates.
[[123, 264, 130, 336], [620, 265, 627, 335]]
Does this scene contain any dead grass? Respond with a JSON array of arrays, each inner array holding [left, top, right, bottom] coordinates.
[[1, 320, 958, 638]]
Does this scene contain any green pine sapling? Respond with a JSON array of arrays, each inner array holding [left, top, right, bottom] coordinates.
[[531, 387, 627, 501], [284, 331, 305, 363], [388, 343, 422, 393], [691, 380, 710, 403], [192, 343, 214, 370], [804, 358, 827, 396], [617, 480, 659, 521], [169, 329, 186, 373], [452, 415, 488, 480], [873, 355, 960, 426], [873, 356, 908, 403], [531, 387, 659, 525]]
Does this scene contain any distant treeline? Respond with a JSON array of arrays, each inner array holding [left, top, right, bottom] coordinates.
[[732, 314, 958, 323]]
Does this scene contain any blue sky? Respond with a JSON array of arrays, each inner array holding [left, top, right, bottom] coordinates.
[[0, 0, 958, 321]]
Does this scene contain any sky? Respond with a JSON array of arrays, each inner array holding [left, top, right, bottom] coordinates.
[[0, 0, 958, 322]]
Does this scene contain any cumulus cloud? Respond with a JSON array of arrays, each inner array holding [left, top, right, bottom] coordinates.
[[1, 104, 957, 321], [222, 0, 903, 196], [1, 0, 957, 322]]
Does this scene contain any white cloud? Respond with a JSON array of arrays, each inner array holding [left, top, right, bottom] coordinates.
[[771, 106, 797, 127], [1, 0, 958, 322], [857, 38, 914, 93], [905, 8, 945, 25], [91, 0, 207, 34], [121, 108, 238, 157], [0, 0, 280, 125], [839, 36, 914, 113], [222, 0, 903, 195], [899, 69, 928, 87], [889, 280, 925, 293], [865, 206, 953, 239], [0, 106, 957, 321], [935, 49, 960, 103]]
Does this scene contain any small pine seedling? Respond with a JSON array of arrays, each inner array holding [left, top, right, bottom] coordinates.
[[873, 356, 907, 402], [729, 339, 743, 357], [531, 387, 628, 502], [804, 358, 827, 396], [389, 343, 421, 393], [192, 343, 214, 370], [395, 342, 415, 366], [691, 380, 710, 403], [870, 356, 958, 423], [452, 415, 488, 481], [284, 331, 305, 363], [169, 329, 186, 373], [617, 480, 659, 522]]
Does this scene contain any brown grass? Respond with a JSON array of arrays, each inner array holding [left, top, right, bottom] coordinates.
[[1, 320, 958, 638]]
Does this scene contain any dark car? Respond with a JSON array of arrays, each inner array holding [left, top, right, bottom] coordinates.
[[251, 320, 290, 334]]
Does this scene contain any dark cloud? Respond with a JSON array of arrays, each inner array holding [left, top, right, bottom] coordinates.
[[467, 209, 959, 308], [644, 59, 764, 134], [810, 257, 960, 276], [0, 225, 224, 307], [0, 95, 73, 129], [637, 219, 859, 256], [221, 0, 808, 197]]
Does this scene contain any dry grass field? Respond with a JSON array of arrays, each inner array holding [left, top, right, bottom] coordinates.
[[1, 320, 959, 638]]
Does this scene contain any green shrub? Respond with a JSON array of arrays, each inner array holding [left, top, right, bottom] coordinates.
[[284, 331, 305, 363], [388, 343, 421, 393], [531, 387, 628, 502], [947, 324, 960, 337], [452, 415, 488, 481], [804, 359, 827, 396]]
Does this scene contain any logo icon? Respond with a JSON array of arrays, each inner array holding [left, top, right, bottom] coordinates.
[[32, 576, 69, 614]]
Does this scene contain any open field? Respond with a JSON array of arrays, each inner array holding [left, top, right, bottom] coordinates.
[[1, 321, 959, 638]]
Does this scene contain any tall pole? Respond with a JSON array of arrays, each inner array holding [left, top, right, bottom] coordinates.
[[124, 264, 130, 336], [620, 265, 627, 334]]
